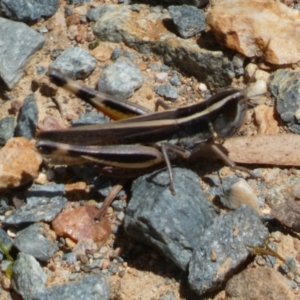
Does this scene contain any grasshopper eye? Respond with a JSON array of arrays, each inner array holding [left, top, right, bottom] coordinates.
[[36, 140, 57, 155], [213, 93, 247, 138]]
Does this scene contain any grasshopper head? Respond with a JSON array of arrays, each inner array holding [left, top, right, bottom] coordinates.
[[213, 90, 247, 138]]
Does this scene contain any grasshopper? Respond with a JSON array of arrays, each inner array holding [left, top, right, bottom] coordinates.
[[36, 70, 249, 195]]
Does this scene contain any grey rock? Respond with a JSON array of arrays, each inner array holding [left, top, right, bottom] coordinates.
[[14, 94, 38, 140], [111, 200, 126, 212], [269, 69, 300, 133], [71, 112, 109, 126], [158, 291, 176, 300], [0, 18, 45, 89], [161, 64, 170, 71], [130, 4, 141, 12], [124, 168, 218, 271], [2, 195, 67, 226], [0, 228, 13, 261], [279, 256, 297, 275], [154, 84, 178, 100], [12, 253, 47, 300], [36, 65, 46, 75], [14, 223, 59, 261], [26, 183, 65, 199], [32, 274, 110, 300], [232, 53, 245, 76], [62, 253, 77, 264], [0, 116, 15, 145], [0, 0, 59, 22], [93, 4, 234, 88], [0, 197, 12, 216], [169, 73, 181, 86], [148, 62, 161, 71], [111, 47, 122, 60], [97, 58, 143, 99], [86, 5, 115, 22], [50, 47, 97, 79], [168, 5, 206, 39], [188, 205, 269, 295], [123, 50, 137, 62]]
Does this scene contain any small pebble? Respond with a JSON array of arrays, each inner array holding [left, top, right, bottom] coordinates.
[[156, 72, 168, 83]]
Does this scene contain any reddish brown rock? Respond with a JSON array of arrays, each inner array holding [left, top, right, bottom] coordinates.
[[52, 206, 111, 244], [226, 267, 297, 300], [0, 137, 43, 190], [207, 0, 300, 64]]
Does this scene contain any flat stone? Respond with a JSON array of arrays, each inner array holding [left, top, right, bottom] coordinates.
[[0, 17, 45, 89], [0, 137, 43, 190], [188, 205, 268, 295], [32, 274, 110, 300], [3, 194, 67, 226], [14, 223, 58, 261], [124, 168, 218, 271], [207, 0, 300, 65]]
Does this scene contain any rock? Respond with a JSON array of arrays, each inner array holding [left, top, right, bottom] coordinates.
[[50, 47, 97, 79], [158, 291, 176, 300], [0, 228, 13, 261], [32, 274, 110, 300], [93, 4, 235, 89], [3, 194, 67, 226], [155, 72, 168, 83], [169, 73, 181, 86], [0, 0, 59, 22], [254, 104, 279, 135], [168, 5, 206, 39], [269, 69, 300, 133], [225, 267, 297, 300], [12, 253, 47, 300], [0, 117, 15, 145], [0, 137, 43, 190], [97, 58, 143, 99], [14, 223, 58, 261], [0, 17, 45, 89], [271, 199, 300, 232], [26, 183, 65, 198], [154, 83, 178, 100], [207, 0, 300, 65], [52, 206, 111, 244], [188, 205, 268, 295], [14, 94, 38, 140], [71, 112, 109, 126], [124, 168, 218, 271], [111, 47, 122, 61], [221, 178, 260, 212]]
